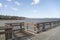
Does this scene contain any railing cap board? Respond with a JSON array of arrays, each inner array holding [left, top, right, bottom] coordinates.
[[36, 21, 60, 24], [5, 22, 24, 25], [5, 22, 24, 26], [0, 27, 12, 30]]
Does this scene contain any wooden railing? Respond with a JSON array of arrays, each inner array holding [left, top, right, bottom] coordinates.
[[0, 21, 60, 40]]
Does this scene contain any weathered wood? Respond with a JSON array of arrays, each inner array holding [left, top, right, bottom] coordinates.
[[49, 22, 52, 28], [0, 31, 5, 35], [20, 23, 23, 31], [0, 21, 60, 40], [33, 24, 37, 31], [5, 27, 12, 40], [36, 23, 40, 33], [42, 23, 45, 31], [26, 23, 29, 30]]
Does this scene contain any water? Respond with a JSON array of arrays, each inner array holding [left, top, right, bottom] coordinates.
[[0, 18, 60, 26]]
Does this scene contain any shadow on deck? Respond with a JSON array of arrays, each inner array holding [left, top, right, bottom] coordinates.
[[12, 31, 35, 40]]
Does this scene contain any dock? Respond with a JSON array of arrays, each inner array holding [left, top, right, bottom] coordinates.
[[31, 25, 60, 40], [0, 19, 60, 40]]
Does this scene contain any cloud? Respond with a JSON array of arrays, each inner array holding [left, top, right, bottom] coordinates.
[[14, 1, 20, 6], [0, 3, 3, 8], [31, 0, 40, 5], [4, 5, 8, 7], [12, 7, 18, 11], [6, 0, 12, 2], [33, 10, 38, 13]]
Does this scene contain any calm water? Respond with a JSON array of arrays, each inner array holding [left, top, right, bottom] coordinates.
[[0, 18, 60, 26]]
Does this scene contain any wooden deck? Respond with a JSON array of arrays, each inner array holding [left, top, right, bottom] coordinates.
[[0, 20, 60, 40], [31, 25, 60, 40]]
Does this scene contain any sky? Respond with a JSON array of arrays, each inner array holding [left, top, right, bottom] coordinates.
[[0, 0, 60, 18]]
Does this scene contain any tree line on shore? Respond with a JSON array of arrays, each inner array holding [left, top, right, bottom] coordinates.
[[0, 15, 26, 20]]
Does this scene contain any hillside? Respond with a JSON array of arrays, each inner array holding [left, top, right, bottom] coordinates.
[[0, 15, 26, 20]]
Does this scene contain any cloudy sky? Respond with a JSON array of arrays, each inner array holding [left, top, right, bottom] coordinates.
[[0, 0, 60, 18]]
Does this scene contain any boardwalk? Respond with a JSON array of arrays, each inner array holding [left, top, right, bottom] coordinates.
[[31, 26, 60, 40], [0, 19, 60, 40]]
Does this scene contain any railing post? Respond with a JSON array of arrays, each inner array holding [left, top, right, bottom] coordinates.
[[42, 23, 45, 31], [20, 23, 23, 31], [33, 24, 36, 31], [49, 22, 51, 28], [26, 23, 29, 30], [36, 23, 40, 33], [5, 27, 12, 40]]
